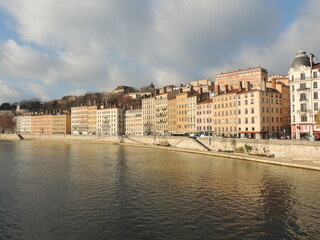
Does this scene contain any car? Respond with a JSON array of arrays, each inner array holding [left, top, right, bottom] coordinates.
[[188, 133, 196, 139]]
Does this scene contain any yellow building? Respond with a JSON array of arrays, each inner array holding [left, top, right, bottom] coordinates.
[[176, 92, 189, 133], [31, 115, 52, 135], [212, 89, 238, 137], [87, 105, 97, 134], [52, 114, 71, 134], [237, 86, 283, 139], [168, 96, 177, 134]]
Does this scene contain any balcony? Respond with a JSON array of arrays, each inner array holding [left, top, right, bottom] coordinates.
[[297, 87, 310, 91]]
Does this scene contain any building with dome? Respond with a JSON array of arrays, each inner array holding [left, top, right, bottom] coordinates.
[[289, 49, 320, 139]]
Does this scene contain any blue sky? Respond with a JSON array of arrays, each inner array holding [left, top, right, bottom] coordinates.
[[0, 0, 318, 104]]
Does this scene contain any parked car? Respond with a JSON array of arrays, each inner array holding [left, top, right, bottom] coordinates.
[[188, 133, 196, 139]]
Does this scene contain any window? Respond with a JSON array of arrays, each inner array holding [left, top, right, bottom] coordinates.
[[301, 115, 308, 122], [313, 71, 318, 79], [315, 103, 319, 111], [245, 100, 248, 105], [301, 103, 307, 112], [292, 95, 295, 101], [314, 82, 318, 88], [251, 108, 254, 113], [245, 118, 248, 124], [291, 75, 294, 81], [251, 117, 255, 123], [301, 73, 305, 80], [245, 108, 248, 114], [314, 92, 318, 99], [300, 93, 307, 101], [251, 99, 254, 104], [300, 83, 306, 89]]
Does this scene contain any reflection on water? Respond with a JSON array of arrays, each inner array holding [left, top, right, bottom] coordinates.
[[0, 140, 319, 240]]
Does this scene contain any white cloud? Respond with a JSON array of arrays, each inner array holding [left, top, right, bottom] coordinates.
[[0, 0, 318, 103], [0, 79, 27, 103]]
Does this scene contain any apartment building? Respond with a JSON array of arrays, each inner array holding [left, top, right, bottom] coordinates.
[[189, 79, 214, 93], [15, 115, 32, 134], [71, 106, 88, 134], [142, 96, 155, 135], [267, 77, 291, 138], [212, 88, 238, 137], [52, 114, 71, 134], [87, 105, 97, 134], [215, 67, 268, 91], [125, 108, 143, 135], [168, 96, 177, 134], [237, 84, 282, 139], [96, 107, 124, 135], [196, 99, 213, 134], [31, 115, 52, 134], [176, 92, 189, 133], [187, 93, 198, 133], [289, 49, 320, 139], [155, 93, 169, 136]]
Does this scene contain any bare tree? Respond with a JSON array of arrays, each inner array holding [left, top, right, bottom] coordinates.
[[0, 114, 16, 133]]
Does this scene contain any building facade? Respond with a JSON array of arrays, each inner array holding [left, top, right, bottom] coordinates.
[[125, 108, 143, 135], [142, 96, 155, 135], [196, 99, 213, 135], [71, 106, 88, 134], [31, 115, 53, 135], [289, 49, 320, 139], [96, 107, 124, 135], [215, 67, 268, 91], [212, 89, 238, 137], [52, 114, 71, 134], [155, 94, 169, 135]]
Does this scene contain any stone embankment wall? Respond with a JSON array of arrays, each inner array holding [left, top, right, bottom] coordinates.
[[1, 134, 319, 160]]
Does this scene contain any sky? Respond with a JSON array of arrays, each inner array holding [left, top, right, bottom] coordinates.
[[0, 0, 318, 104]]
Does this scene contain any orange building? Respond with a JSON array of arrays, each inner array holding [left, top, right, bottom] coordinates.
[[52, 114, 71, 134], [31, 115, 53, 134], [215, 67, 268, 91]]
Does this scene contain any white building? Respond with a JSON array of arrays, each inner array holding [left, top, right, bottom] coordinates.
[[142, 96, 155, 135], [125, 108, 143, 135], [15, 115, 32, 134], [289, 49, 320, 139], [71, 106, 88, 134], [96, 107, 124, 135]]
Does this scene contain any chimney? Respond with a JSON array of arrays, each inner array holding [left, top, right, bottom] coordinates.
[[239, 81, 243, 90], [261, 79, 266, 91], [216, 85, 220, 94], [246, 81, 250, 91], [271, 78, 276, 89], [225, 85, 229, 93], [310, 54, 314, 68]]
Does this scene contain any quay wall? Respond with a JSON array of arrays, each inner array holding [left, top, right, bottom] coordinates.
[[1, 134, 319, 161]]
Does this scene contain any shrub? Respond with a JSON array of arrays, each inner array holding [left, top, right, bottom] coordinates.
[[244, 144, 253, 153]]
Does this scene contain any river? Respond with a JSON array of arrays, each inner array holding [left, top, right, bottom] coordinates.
[[0, 140, 319, 239]]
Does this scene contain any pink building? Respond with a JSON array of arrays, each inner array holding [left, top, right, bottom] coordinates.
[[196, 99, 213, 134]]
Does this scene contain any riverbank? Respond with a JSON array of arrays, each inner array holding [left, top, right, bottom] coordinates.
[[1, 133, 320, 171]]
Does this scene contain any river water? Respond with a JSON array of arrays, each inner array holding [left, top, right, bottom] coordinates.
[[0, 140, 319, 240]]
